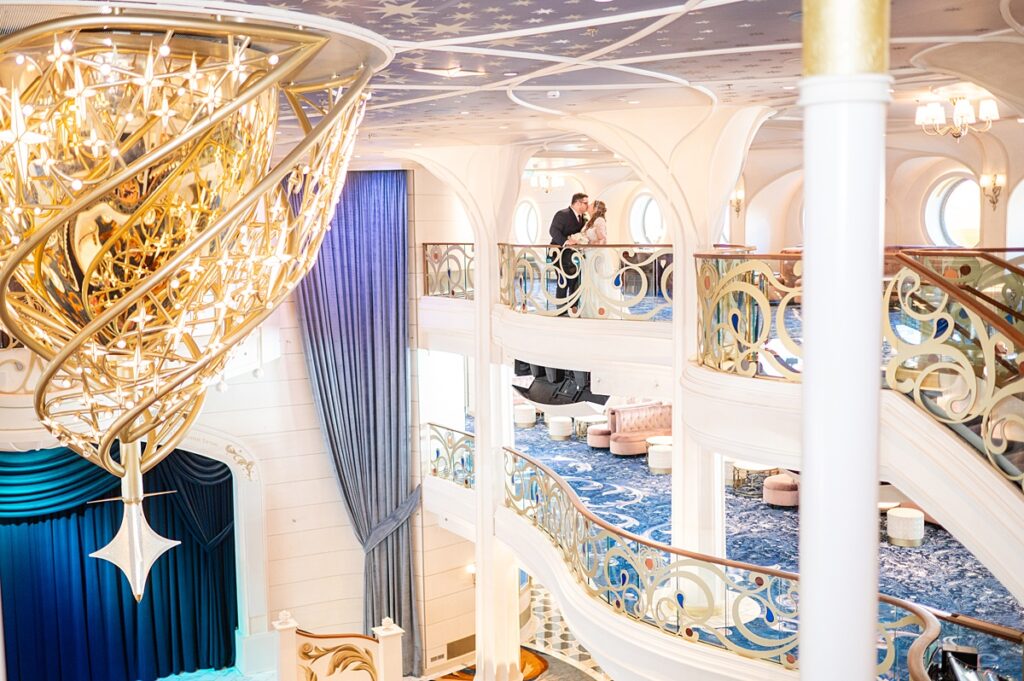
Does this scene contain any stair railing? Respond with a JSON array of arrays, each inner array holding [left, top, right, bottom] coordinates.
[[694, 250, 1024, 492]]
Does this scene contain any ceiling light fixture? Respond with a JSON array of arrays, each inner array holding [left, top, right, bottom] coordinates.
[[0, 12, 379, 600], [527, 171, 565, 193], [915, 97, 999, 141]]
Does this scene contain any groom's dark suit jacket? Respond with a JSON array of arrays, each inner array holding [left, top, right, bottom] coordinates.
[[549, 207, 583, 246]]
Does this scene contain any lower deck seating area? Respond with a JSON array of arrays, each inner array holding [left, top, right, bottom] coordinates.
[[497, 413, 1024, 678]]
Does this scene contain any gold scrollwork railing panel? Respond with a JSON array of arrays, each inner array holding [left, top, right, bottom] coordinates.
[[696, 255, 803, 380], [695, 252, 1024, 493], [498, 244, 673, 321], [297, 630, 379, 681], [884, 260, 1024, 491], [427, 423, 475, 488], [503, 448, 941, 679], [424, 243, 475, 300]]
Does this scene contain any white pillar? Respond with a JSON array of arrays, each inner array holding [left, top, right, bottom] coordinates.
[[372, 618, 407, 681], [673, 429, 725, 557], [273, 611, 298, 681], [798, 2, 891, 679]]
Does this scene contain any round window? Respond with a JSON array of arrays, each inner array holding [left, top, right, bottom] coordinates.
[[925, 176, 981, 247], [513, 201, 539, 243], [629, 193, 665, 244]]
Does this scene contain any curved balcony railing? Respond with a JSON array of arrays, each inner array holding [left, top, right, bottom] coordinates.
[[426, 423, 475, 488], [695, 251, 1024, 492], [498, 244, 673, 321], [502, 447, 1024, 680], [423, 243, 475, 300], [421, 424, 1021, 678]]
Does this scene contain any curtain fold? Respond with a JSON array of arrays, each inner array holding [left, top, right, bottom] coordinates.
[[296, 169, 421, 674], [0, 448, 236, 681]]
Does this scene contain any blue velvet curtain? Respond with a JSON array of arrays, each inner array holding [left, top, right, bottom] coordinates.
[[0, 448, 236, 681], [296, 170, 421, 674]]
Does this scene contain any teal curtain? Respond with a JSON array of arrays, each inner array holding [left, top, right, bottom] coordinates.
[[0, 448, 237, 681]]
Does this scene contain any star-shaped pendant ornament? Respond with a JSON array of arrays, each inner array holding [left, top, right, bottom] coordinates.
[[91, 498, 180, 602]]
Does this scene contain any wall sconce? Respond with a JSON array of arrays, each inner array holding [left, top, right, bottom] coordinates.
[[729, 188, 745, 216], [466, 562, 476, 585], [980, 173, 1006, 210]]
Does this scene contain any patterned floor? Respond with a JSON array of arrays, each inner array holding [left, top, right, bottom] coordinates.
[[525, 585, 609, 681]]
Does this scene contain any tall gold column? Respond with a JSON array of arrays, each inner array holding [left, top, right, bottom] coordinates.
[[799, 2, 891, 679]]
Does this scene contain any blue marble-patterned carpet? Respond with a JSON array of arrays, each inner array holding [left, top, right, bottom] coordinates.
[[497, 415, 1024, 677]]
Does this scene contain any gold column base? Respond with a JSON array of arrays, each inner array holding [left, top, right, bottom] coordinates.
[[887, 537, 922, 548], [550, 434, 570, 441]]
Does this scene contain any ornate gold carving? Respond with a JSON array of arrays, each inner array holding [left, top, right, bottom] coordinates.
[[427, 423, 475, 488], [803, 0, 890, 76], [424, 243, 475, 299], [298, 641, 378, 681], [0, 14, 372, 477], [499, 244, 673, 321]]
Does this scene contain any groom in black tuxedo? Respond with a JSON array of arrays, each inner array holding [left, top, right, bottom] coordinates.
[[549, 192, 589, 310]]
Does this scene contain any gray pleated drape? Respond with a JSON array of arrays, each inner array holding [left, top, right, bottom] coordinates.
[[295, 170, 421, 674]]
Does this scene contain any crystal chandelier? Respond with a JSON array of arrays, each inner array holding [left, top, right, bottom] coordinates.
[[0, 10, 384, 598], [915, 96, 1000, 140]]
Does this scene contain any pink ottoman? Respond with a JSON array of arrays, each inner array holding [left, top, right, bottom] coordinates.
[[763, 473, 799, 507], [587, 425, 611, 449], [610, 430, 670, 456]]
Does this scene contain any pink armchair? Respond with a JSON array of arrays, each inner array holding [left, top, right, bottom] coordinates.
[[606, 402, 672, 456]]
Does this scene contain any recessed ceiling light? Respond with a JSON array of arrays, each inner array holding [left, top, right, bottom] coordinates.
[[503, 71, 518, 77], [460, 111, 469, 115], [594, 0, 614, 3], [628, 100, 640, 105], [782, 85, 796, 90]]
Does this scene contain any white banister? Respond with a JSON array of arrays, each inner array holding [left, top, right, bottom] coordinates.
[[273, 610, 299, 681], [371, 617, 406, 681]]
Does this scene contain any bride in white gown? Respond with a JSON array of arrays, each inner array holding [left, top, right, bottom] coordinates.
[[569, 201, 623, 318]]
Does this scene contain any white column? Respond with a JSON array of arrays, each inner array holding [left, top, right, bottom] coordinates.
[[798, 3, 891, 679], [673, 429, 725, 557]]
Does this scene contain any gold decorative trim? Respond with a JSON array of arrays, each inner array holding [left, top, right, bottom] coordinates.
[[803, 0, 890, 76]]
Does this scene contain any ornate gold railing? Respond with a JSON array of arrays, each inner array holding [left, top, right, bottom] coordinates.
[[503, 447, 943, 679], [423, 243, 475, 300], [426, 423, 475, 488], [498, 244, 673, 321], [695, 251, 1024, 492]]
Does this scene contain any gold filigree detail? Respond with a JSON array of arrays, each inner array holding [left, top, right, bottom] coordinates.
[[0, 14, 372, 477], [424, 243, 475, 299], [298, 641, 377, 681], [427, 423, 474, 488]]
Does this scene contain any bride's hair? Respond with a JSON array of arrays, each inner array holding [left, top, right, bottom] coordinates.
[[585, 200, 606, 228]]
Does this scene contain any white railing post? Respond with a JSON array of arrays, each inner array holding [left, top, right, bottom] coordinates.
[[372, 617, 406, 681], [273, 610, 298, 681]]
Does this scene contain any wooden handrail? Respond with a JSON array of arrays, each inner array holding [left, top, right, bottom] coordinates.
[[421, 242, 475, 247], [296, 628, 378, 642], [926, 609, 1024, 644], [694, 251, 802, 261], [893, 252, 1024, 349]]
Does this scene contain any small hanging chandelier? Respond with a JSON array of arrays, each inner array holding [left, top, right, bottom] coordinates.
[[915, 96, 1000, 141]]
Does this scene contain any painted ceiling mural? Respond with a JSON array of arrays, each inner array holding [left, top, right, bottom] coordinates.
[[7, 0, 1018, 150]]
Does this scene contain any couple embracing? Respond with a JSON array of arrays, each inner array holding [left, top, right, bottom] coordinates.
[[548, 192, 608, 305]]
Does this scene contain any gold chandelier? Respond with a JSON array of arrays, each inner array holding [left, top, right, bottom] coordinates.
[[0, 10, 384, 597], [915, 96, 1000, 140]]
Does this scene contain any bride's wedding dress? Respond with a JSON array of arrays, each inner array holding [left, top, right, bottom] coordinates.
[[578, 217, 624, 318]]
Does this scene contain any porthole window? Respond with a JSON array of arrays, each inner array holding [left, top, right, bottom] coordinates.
[[925, 176, 981, 247], [513, 201, 539, 243], [629, 193, 665, 244]]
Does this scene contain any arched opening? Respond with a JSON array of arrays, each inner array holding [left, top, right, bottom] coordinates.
[[1007, 179, 1024, 246]]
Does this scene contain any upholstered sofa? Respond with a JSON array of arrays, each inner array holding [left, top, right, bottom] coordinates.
[[603, 402, 672, 456]]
